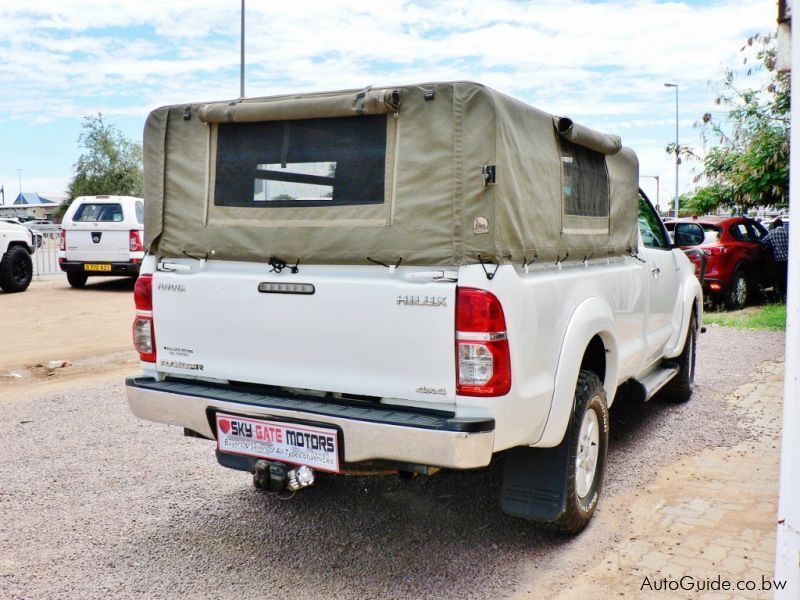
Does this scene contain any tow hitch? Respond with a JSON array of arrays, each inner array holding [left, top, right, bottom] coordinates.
[[253, 460, 315, 494]]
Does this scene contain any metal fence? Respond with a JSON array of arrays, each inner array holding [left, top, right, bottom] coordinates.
[[32, 230, 62, 278]]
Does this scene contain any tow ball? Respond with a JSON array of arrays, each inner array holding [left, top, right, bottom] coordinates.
[[253, 460, 315, 493]]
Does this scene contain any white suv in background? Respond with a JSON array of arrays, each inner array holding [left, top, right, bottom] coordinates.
[[58, 195, 144, 288], [0, 220, 35, 293]]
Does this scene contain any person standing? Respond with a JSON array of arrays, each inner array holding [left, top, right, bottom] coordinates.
[[763, 218, 790, 299]]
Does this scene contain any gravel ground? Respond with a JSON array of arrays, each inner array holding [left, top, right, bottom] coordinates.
[[0, 326, 785, 599]]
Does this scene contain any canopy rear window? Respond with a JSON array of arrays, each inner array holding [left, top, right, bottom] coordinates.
[[214, 115, 387, 208], [73, 203, 123, 222]]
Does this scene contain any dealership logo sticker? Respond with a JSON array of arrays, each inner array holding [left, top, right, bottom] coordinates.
[[215, 414, 339, 472]]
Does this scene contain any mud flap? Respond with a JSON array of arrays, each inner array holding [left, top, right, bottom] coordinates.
[[500, 437, 570, 521]]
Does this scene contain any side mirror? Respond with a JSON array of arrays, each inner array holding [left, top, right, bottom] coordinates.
[[673, 222, 705, 247]]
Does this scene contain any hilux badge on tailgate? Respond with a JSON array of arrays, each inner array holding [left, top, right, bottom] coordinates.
[[396, 295, 447, 307], [416, 386, 447, 395]]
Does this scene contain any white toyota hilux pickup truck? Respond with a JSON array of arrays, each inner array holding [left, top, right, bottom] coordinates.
[[126, 82, 703, 534]]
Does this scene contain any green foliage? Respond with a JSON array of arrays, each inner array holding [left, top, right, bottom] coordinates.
[[58, 114, 143, 216], [688, 32, 789, 212], [682, 185, 732, 216]]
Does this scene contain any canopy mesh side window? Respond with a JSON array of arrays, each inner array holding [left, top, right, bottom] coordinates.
[[214, 115, 387, 208], [559, 138, 610, 218]]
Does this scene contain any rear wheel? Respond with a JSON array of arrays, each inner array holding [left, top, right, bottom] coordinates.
[[66, 271, 88, 288], [725, 268, 748, 310], [499, 370, 609, 535], [548, 371, 609, 534], [0, 246, 33, 293]]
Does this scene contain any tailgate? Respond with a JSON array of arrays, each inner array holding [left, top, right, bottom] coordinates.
[[152, 259, 458, 404], [64, 227, 130, 262]]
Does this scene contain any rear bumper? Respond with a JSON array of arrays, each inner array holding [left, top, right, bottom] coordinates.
[[125, 377, 495, 470], [59, 260, 140, 276]]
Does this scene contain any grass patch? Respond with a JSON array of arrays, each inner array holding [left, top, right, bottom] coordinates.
[[703, 303, 786, 331]]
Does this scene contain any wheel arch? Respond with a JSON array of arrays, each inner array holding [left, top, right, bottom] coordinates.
[[6, 240, 34, 255], [534, 297, 619, 448], [665, 274, 703, 359]]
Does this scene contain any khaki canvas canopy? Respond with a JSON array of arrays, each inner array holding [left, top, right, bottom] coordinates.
[[143, 81, 639, 266]]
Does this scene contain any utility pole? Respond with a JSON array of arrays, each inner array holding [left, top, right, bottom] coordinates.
[[16, 168, 22, 198], [641, 175, 661, 213], [664, 83, 679, 218], [240, 0, 245, 99]]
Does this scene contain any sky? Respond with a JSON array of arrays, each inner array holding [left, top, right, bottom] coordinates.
[[0, 0, 778, 209]]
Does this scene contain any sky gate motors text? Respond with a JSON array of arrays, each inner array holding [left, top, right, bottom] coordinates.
[[229, 419, 335, 453]]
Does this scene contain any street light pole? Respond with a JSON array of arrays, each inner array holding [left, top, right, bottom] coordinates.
[[16, 168, 22, 197], [641, 175, 661, 212], [240, 0, 245, 99], [664, 83, 679, 218]]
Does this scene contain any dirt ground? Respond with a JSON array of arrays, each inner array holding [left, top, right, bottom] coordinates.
[[0, 276, 139, 399]]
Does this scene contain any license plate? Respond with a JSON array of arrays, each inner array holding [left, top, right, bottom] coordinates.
[[216, 414, 340, 473], [84, 263, 112, 272]]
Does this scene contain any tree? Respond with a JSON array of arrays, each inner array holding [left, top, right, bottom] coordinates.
[[688, 32, 789, 213], [58, 114, 143, 216], [682, 185, 730, 216]]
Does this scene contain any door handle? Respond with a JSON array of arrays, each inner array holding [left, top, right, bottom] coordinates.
[[650, 267, 660, 278]]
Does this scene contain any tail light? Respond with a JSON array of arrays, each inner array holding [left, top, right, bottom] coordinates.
[[455, 288, 511, 396], [59, 229, 66, 251], [129, 229, 143, 252], [133, 274, 156, 362]]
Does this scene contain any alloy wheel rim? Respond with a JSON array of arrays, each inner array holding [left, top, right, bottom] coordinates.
[[12, 254, 30, 283], [734, 276, 747, 306], [575, 405, 600, 499]]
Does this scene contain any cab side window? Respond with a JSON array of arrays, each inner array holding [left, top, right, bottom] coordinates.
[[637, 194, 669, 249]]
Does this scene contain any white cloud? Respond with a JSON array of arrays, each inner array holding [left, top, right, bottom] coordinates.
[[0, 0, 779, 195]]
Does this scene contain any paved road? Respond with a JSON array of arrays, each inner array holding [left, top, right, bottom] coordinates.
[[0, 327, 785, 599]]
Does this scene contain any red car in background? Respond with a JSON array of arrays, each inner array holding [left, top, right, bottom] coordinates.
[[667, 216, 768, 309]]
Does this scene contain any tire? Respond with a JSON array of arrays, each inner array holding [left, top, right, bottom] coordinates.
[[549, 370, 609, 535], [663, 311, 697, 403], [724, 267, 748, 310], [66, 271, 88, 288], [0, 246, 33, 293]]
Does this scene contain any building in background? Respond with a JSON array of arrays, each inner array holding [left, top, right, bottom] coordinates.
[[0, 192, 58, 220]]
